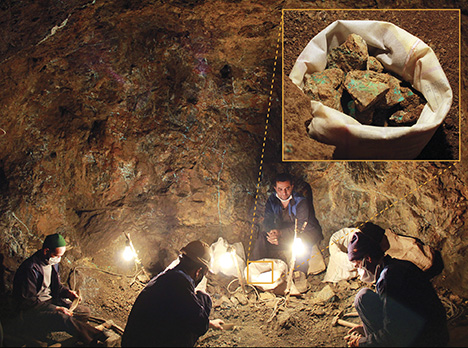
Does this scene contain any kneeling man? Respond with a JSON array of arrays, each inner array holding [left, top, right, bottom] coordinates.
[[346, 231, 449, 347]]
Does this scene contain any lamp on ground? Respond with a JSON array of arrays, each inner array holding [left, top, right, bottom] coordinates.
[[219, 246, 246, 293], [123, 240, 137, 261], [219, 250, 234, 271], [293, 237, 305, 257], [285, 220, 308, 300], [123, 233, 151, 283]]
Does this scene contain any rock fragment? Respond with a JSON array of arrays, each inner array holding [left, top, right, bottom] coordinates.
[[327, 33, 369, 73], [308, 284, 336, 305], [400, 87, 425, 109], [389, 104, 424, 126], [367, 56, 384, 72], [233, 290, 248, 305], [303, 68, 344, 111], [381, 75, 405, 108], [345, 70, 389, 112]]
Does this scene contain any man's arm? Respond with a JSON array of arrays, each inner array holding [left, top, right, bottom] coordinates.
[[262, 196, 278, 233], [172, 275, 212, 338], [296, 199, 322, 246], [14, 266, 52, 311], [358, 268, 423, 347]]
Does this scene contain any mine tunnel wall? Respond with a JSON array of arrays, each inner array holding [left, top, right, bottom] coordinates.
[[0, 0, 467, 307]]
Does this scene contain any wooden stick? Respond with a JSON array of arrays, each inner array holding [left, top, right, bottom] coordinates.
[[125, 232, 151, 282], [232, 248, 247, 294], [69, 289, 81, 313], [285, 219, 298, 300]]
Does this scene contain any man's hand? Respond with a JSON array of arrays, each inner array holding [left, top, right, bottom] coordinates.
[[209, 319, 224, 330], [69, 290, 80, 301], [347, 325, 365, 336], [56, 306, 73, 316], [267, 229, 282, 245], [344, 325, 364, 347], [345, 332, 361, 347]]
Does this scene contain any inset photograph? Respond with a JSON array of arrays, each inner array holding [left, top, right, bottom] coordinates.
[[283, 9, 460, 161]]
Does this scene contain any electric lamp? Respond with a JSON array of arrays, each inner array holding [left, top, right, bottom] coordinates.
[[293, 237, 305, 256], [219, 250, 235, 272], [219, 246, 246, 293], [123, 241, 136, 261]]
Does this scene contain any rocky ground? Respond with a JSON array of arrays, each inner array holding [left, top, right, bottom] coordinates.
[[2, 253, 468, 347]]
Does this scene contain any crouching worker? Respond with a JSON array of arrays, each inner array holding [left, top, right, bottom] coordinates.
[[345, 231, 449, 347], [121, 240, 224, 347], [13, 233, 108, 346]]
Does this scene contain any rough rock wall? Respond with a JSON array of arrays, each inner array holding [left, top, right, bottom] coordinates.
[[0, 0, 467, 299], [0, 0, 282, 275]]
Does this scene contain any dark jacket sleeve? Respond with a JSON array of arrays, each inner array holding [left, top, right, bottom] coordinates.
[[179, 285, 212, 338], [358, 265, 426, 347], [13, 263, 49, 311], [262, 195, 278, 233], [296, 199, 323, 246], [161, 270, 212, 341]]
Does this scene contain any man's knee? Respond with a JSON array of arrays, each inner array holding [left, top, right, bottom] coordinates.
[[354, 287, 378, 312], [73, 305, 91, 322], [252, 231, 269, 260]]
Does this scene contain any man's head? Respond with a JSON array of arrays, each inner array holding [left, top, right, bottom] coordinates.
[[357, 221, 385, 244], [179, 240, 211, 286], [42, 233, 67, 265], [347, 231, 385, 283], [274, 173, 294, 202]]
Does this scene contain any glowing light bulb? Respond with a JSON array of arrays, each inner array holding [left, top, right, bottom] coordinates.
[[293, 237, 305, 256], [123, 245, 136, 261], [219, 251, 234, 271]]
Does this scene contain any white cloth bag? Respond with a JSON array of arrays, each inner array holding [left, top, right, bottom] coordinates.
[[245, 258, 301, 295], [289, 20, 453, 160], [323, 228, 359, 283], [209, 237, 246, 278]]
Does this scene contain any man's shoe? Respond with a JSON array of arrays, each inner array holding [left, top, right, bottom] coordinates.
[[293, 270, 308, 293]]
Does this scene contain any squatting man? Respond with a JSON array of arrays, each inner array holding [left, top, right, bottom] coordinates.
[[345, 224, 449, 347], [252, 173, 325, 282], [13, 233, 110, 346], [122, 240, 224, 347]]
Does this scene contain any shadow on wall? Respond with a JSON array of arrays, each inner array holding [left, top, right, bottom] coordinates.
[[0, 253, 4, 294]]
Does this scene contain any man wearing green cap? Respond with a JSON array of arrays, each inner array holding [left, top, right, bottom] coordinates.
[[13, 233, 109, 345]]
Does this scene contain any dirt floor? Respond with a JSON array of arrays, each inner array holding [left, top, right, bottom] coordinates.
[[1, 253, 468, 347], [283, 9, 460, 161]]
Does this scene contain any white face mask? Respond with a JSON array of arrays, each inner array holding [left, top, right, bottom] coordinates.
[[47, 256, 61, 266], [275, 193, 292, 203], [357, 258, 376, 284]]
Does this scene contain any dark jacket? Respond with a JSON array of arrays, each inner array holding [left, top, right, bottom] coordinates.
[[263, 191, 323, 246], [121, 264, 211, 347], [360, 256, 449, 347], [13, 250, 72, 311]]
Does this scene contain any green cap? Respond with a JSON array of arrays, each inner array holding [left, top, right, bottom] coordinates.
[[43, 233, 67, 249]]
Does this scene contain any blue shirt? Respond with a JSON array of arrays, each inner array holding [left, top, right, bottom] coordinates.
[[263, 191, 322, 245]]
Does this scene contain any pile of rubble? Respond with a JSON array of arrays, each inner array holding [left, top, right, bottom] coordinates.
[[303, 33, 426, 126]]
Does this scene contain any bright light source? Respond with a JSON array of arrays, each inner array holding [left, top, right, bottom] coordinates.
[[293, 237, 305, 256], [123, 245, 136, 261], [219, 251, 234, 271]]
